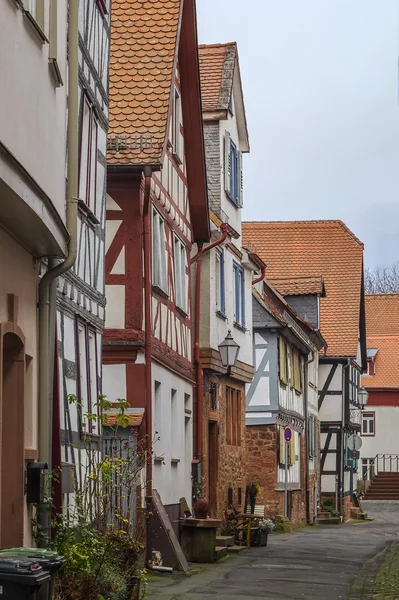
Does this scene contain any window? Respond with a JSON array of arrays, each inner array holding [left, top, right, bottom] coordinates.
[[361, 412, 375, 436], [224, 132, 243, 207], [174, 236, 186, 311], [233, 262, 245, 327], [279, 426, 296, 465], [76, 321, 99, 435], [292, 349, 302, 393], [22, 0, 46, 37], [79, 95, 98, 215], [226, 387, 241, 446], [215, 249, 225, 315], [349, 366, 360, 404], [152, 209, 168, 293], [172, 87, 182, 162], [308, 415, 317, 458], [362, 458, 375, 480], [366, 359, 375, 377], [278, 337, 289, 385]]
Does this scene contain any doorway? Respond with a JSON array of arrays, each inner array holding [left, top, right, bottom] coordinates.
[[1, 332, 25, 546], [208, 422, 218, 517]]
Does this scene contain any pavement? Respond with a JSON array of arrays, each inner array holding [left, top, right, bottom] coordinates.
[[147, 501, 399, 600]]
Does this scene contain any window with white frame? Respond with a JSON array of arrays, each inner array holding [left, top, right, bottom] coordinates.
[[215, 248, 225, 315], [362, 458, 375, 480], [308, 415, 317, 458], [233, 262, 245, 327], [172, 87, 182, 161], [224, 131, 243, 207], [76, 321, 99, 435], [349, 366, 360, 404], [174, 235, 186, 311], [79, 94, 98, 215], [361, 412, 375, 436], [152, 208, 168, 293]]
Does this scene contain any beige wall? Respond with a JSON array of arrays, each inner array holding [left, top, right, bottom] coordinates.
[[0, 1, 68, 221], [0, 229, 39, 545]]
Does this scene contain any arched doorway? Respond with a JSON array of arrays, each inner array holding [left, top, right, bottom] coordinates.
[[1, 331, 25, 547]]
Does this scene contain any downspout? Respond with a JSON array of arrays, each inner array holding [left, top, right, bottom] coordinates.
[[304, 352, 315, 524], [252, 265, 266, 286], [341, 359, 351, 517], [37, 0, 79, 546], [142, 167, 153, 567], [193, 223, 228, 464]]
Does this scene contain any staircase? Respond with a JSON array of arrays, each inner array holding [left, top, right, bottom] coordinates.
[[317, 510, 341, 525], [364, 472, 399, 500]]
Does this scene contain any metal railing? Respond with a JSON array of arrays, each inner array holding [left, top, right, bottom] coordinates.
[[362, 454, 399, 484]]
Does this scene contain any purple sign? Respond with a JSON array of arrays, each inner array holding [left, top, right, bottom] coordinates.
[[284, 427, 292, 443]]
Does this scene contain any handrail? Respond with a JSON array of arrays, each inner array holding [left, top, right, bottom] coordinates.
[[362, 454, 399, 484]]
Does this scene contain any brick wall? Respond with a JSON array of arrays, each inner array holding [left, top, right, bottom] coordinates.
[[245, 424, 307, 526], [201, 375, 247, 521]]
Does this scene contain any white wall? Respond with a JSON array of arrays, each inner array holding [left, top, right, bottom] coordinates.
[[0, 1, 67, 220], [360, 406, 399, 466], [318, 363, 343, 422], [152, 362, 193, 506]]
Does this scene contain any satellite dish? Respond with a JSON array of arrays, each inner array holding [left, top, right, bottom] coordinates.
[[346, 434, 362, 451]]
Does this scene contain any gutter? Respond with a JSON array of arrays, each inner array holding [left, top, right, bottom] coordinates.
[[304, 351, 315, 524], [142, 166, 153, 567], [193, 223, 228, 464], [37, 0, 79, 546]]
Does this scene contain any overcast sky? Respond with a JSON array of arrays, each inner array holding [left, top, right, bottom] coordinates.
[[197, 0, 399, 268]]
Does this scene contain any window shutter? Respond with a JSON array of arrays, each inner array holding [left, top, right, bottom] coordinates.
[[238, 151, 243, 207], [224, 131, 231, 195], [278, 337, 286, 383], [289, 434, 296, 465], [287, 345, 292, 385], [279, 427, 285, 464]]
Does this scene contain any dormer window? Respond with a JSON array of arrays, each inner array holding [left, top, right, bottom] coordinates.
[[365, 348, 378, 376], [224, 132, 243, 208]]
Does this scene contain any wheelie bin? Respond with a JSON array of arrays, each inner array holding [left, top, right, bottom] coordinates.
[[0, 549, 65, 600], [0, 557, 50, 599]]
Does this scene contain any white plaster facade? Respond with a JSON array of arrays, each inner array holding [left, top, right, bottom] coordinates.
[[360, 407, 399, 472]]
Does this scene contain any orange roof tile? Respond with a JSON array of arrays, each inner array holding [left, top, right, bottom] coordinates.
[[108, 0, 182, 165], [198, 43, 236, 112], [242, 220, 365, 358], [365, 294, 399, 336], [269, 276, 325, 297], [362, 336, 399, 388], [104, 411, 144, 428]]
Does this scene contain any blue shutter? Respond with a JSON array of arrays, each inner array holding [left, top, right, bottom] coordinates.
[[240, 267, 245, 327]]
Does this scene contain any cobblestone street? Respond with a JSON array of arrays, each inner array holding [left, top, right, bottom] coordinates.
[[148, 502, 399, 600]]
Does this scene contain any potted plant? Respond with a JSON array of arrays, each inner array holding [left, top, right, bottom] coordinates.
[[256, 518, 275, 547], [193, 499, 210, 519]]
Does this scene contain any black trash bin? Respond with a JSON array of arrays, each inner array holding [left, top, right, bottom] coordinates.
[[0, 549, 65, 600], [0, 557, 50, 599]]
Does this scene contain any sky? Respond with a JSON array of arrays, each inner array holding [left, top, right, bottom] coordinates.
[[197, 0, 399, 268]]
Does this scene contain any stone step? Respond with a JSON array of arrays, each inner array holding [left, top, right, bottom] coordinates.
[[216, 535, 235, 547], [317, 516, 341, 525], [215, 546, 228, 561], [228, 545, 248, 553]]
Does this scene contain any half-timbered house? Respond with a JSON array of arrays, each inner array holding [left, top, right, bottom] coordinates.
[[104, 0, 209, 520], [193, 43, 262, 520], [242, 220, 367, 521], [54, 0, 110, 507], [246, 281, 325, 525]]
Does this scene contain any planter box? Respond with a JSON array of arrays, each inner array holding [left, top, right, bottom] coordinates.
[[250, 528, 268, 547]]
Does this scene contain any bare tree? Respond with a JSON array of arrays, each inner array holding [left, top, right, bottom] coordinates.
[[364, 263, 399, 294]]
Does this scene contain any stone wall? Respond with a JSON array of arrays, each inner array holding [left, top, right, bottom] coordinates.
[[201, 375, 247, 522], [245, 424, 307, 526]]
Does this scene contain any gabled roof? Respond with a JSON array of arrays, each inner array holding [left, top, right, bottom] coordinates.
[[363, 336, 399, 388], [269, 276, 326, 297], [198, 42, 249, 151], [365, 294, 399, 336], [242, 220, 366, 360]]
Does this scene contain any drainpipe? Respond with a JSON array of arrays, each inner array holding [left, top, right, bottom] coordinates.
[[37, 0, 79, 546], [252, 265, 266, 286], [341, 359, 351, 517], [304, 352, 315, 524], [193, 223, 228, 464], [142, 167, 153, 567]]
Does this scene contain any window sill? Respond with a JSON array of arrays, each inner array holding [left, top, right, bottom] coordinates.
[[176, 305, 188, 318], [225, 193, 240, 210], [154, 456, 164, 463], [171, 458, 180, 465], [216, 311, 227, 321], [49, 58, 63, 88], [172, 152, 182, 167], [78, 199, 100, 229], [24, 10, 48, 43], [233, 322, 246, 333], [152, 284, 169, 300]]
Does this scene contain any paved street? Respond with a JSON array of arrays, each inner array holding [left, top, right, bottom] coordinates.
[[148, 502, 399, 600]]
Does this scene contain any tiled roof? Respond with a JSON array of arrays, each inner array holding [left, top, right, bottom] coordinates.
[[198, 42, 236, 112], [365, 294, 399, 336], [269, 276, 325, 297], [108, 0, 182, 165], [362, 336, 399, 388], [104, 411, 144, 427], [242, 220, 364, 357]]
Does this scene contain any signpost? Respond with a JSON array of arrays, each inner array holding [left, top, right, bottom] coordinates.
[[284, 428, 292, 517], [346, 434, 363, 500]]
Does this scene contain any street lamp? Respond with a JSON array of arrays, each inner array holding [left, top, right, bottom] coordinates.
[[358, 386, 369, 410], [218, 330, 240, 376]]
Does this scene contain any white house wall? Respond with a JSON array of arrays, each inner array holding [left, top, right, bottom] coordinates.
[[152, 362, 193, 507], [318, 363, 343, 422], [360, 406, 399, 465]]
